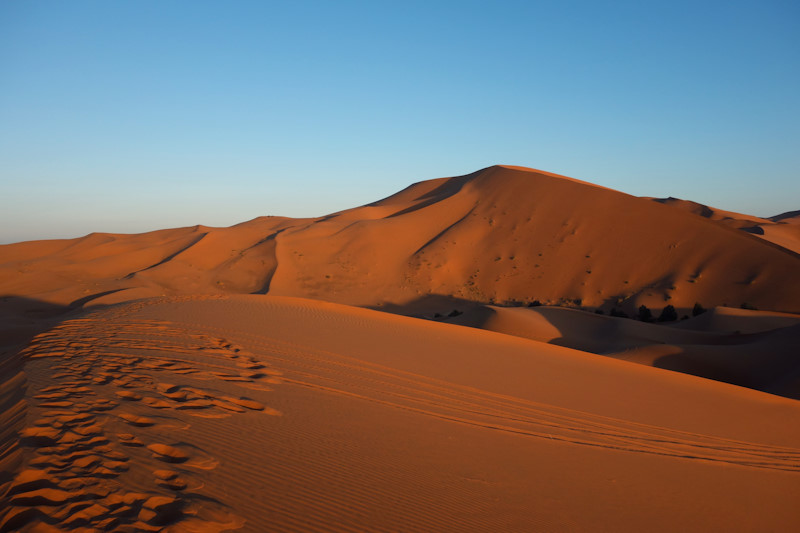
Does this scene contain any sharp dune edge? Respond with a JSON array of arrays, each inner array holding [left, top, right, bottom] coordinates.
[[1, 165, 799, 532]]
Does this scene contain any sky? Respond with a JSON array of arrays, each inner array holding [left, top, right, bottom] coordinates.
[[1, 0, 798, 243]]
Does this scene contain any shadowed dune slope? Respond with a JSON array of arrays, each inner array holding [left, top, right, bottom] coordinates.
[[1, 165, 799, 315], [447, 305, 800, 399], [2, 295, 800, 532], [652, 197, 800, 255]]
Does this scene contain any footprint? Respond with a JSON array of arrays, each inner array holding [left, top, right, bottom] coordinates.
[[19, 426, 62, 446], [34, 392, 69, 400], [153, 469, 180, 480], [118, 413, 156, 427], [117, 433, 145, 447], [175, 400, 214, 410], [236, 362, 265, 370], [10, 488, 76, 506], [138, 495, 183, 526], [156, 382, 179, 393], [7, 469, 58, 494], [38, 401, 75, 408], [61, 503, 111, 527], [141, 397, 173, 409], [115, 390, 142, 401], [153, 469, 189, 491], [147, 444, 190, 463], [209, 399, 246, 413], [219, 396, 267, 411], [160, 390, 190, 401], [52, 413, 95, 426]]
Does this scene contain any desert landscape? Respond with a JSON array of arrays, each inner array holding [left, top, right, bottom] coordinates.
[[1, 165, 799, 532]]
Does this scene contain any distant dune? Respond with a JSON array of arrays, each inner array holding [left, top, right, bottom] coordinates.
[[1, 166, 799, 531], [652, 197, 800, 255], [2, 165, 799, 315]]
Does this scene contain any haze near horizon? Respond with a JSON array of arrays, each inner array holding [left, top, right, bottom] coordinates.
[[1, 0, 798, 243]]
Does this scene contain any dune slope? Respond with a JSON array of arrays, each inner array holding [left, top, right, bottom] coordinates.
[[652, 197, 800, 255], [447, 304, 800, 399], [2, 295, 800, 532]]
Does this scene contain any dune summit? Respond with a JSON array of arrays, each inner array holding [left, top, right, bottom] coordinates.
[[1, 165, 799, 531]]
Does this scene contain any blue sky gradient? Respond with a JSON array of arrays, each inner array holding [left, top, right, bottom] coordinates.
[[1, 1, 798, 243]]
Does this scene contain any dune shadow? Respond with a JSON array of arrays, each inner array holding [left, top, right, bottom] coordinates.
[[652, 353, 753, 390], [366, 169, 479, 218], [653, 335, 800, 401], [0, 296, 77, 512], [741, 225, 765, 235], [69, 288, 130, 309], [369, 294, 485, 318], [370, 294, 800, 402]]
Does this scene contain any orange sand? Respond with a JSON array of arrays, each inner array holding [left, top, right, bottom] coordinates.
[[1, 166, 799, 531]]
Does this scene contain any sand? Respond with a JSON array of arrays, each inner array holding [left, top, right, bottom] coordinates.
[[652, 197, 800, 255], [2, 166, 799, 315], [447, 304, 800, 399], [1, 165, 799, 531]]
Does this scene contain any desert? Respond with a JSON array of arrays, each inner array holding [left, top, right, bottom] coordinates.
[[3, 1, 799, 530], [1, 165, 799, 532]]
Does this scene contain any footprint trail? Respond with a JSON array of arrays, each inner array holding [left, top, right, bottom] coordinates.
[[1, 300, 280, 532]]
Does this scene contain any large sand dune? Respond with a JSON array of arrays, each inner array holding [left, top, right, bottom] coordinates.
[[2, 166, 799, 314], [1, 166, 799, 531]]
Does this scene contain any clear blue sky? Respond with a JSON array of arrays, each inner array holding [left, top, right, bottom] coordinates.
[[1, 1, 798, 243]]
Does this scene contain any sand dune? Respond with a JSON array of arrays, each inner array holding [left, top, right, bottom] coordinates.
[[1, 166, 799, 531], [446, 304, 800, 399], [2, 166, 799, 315], [652, 197, 800, 255], [2, 296, 800, 532]]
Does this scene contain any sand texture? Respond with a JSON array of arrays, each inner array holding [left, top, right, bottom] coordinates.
[[1, 166, 799, 531]]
